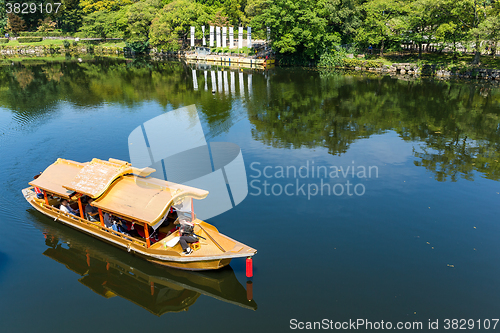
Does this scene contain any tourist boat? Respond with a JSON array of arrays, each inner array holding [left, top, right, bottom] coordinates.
[[23, 157, 256, 270]]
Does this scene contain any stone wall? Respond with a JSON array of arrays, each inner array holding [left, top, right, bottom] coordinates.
[[351, 62, 500, 80], [0, 45, 123, 57]]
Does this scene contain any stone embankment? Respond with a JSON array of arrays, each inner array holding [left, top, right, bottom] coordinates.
[[353, 62, 500, 80], [0, 44, 123, 56]]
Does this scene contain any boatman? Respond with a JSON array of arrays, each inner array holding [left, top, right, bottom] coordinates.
[[177, 217, 198, 255]]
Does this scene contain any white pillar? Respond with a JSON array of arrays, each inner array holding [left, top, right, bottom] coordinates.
[[190, 26, 195, 47], [238, 27, 243, 49], [202, 26, 206, 46], [222, 27, 227, 48], [230, 71, 235, 93], [229, 27, 234, 49], [209, 26, 214, 47], [211, 71, 216, 92], [216, 27, 221, 48], [247, 27, 252, 49], [192, 69, 198, 90]]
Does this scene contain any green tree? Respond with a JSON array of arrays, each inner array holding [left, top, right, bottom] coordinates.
[[80, 0, 133, 13], [356, 0, 406, 56], [402, 0, 441, 58], [57, 0, 83, 32], [6, 13, 26, 35], [323, 0, 363, 45], [0, 0, 7, 34], [149, 0, 211, 51], [253, 0, 338, 60], [78, 10, 126, 38]]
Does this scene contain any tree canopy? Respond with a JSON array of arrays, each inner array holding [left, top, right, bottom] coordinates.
[[2, 0, 499, 62]]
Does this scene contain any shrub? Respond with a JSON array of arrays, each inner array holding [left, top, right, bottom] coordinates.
[[0, 38, 9, 44], [82, 39, 104, 45], [72, 40, 78, 47], [125, 40, 149, 54], [343, 58, 383, 68], [63, 40, 70, 48], [17, 37, 43, 43]]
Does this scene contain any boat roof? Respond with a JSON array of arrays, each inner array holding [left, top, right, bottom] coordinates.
[[92, 176, 208, 226], [63, 158, 134, 198], [30, 158, 208, 225], [29, 158, 86, 198]]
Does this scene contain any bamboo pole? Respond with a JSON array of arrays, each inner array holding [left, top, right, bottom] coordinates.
[[99, 208, 104, 227], [144, 223, 150, 248]]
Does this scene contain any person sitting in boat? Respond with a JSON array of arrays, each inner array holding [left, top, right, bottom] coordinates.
[[85, 198, 99, 222], [60, 199, 79, 216], [103, 212, 114, 228], [177, 217, 198, 255]]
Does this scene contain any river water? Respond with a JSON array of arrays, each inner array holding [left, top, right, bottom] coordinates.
[[0, 57, 500, 332]]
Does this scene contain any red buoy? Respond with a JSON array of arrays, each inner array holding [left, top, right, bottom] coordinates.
[[246, 257, 253, 278]]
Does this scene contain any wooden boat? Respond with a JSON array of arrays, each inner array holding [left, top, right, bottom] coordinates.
[[23, 157, 256, 270], [34, 214, 257, 315]]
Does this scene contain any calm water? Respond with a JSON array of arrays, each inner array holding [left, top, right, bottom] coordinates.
[[1, 57, 500, 332]]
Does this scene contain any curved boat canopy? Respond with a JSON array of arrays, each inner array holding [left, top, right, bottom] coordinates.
[[29, 158, 86, 198], [91, 176, 208, 226], [29, 158, 209, 226]]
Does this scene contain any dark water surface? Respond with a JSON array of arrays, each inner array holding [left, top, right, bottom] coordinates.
[[1, 58, 500, 332]]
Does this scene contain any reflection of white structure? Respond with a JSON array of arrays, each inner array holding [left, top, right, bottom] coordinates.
[[248, 74, 252, 97], [238, 27, 243, 49], [216, 27, 221, 48], [229, 27, 234, 49], [211, 71, 216, 92], [192, 69, 198, 90], [230, 71, 235, 93], [239, 72, 244, 97], [128, 105, 248, 220], [217, 71, 223, 92], [193, 68, 254, 98], [209, 26, 214, 47], [222, 27, 227, 48], [223, 71, 229, 94]]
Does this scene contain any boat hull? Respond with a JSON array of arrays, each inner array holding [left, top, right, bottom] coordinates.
[[23, 188, 253, 270]]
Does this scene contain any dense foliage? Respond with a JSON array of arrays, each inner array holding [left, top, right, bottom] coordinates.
[[1, 0, 499, 61]]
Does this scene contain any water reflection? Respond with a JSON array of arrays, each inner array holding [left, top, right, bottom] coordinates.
[[1, 59, 499, 182], [32, 211, 257, 316]]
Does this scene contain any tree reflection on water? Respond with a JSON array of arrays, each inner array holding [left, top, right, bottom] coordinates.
[[1, 58, 499, 181]]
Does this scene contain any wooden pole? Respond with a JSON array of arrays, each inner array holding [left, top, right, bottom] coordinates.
[[98, 208, 104, 227], [191, 198, 194, 222], [43, 190, 49, 205], [144, 223, 150, 248], [78, 197, 84, 219]]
